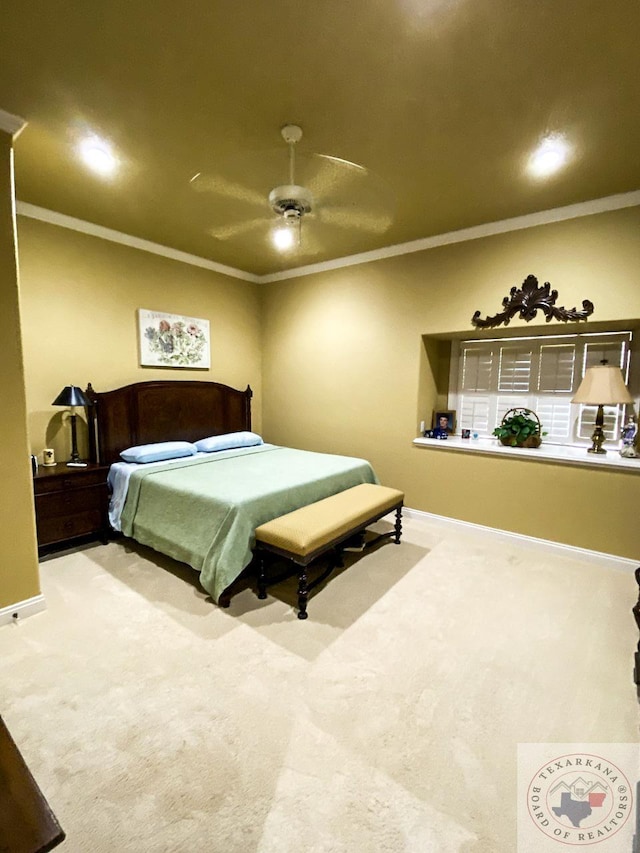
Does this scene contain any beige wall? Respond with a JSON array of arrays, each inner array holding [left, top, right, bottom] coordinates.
[[262, 206, 640, 560], [0, 133, 40, 608], [18, 218, 263, 462]]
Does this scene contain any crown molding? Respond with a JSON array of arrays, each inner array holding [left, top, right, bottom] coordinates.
[[261, 189, 640, 283], [16, 189, 640, 285], [0, 108, 27, 138], [16, 202, 261, 283]]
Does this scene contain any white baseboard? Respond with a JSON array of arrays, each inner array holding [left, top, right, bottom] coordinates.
[[402, 507, 639, 575], [0, 594, 46, 627]]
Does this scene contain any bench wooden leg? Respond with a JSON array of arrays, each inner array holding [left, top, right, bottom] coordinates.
[[297, 568, 309, 620], [257, 553, 268, 600], [394, 506, 403, 544]]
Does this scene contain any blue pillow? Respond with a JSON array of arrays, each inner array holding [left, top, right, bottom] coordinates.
[[195, 431, 263, 453], [120, 440, 198, 464]]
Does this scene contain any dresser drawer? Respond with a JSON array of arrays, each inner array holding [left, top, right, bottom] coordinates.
[[34, 468, 107, 495], [36, 509, 105, 547], [35, 484, 105, 518]]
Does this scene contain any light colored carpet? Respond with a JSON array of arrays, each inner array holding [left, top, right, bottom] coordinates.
[[0, 516, 637, 852]]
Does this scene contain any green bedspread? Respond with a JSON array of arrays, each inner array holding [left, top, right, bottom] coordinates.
[[120, 444, 378, 602]]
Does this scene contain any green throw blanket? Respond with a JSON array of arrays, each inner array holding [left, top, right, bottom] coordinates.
[[120, 444, 378, 602]]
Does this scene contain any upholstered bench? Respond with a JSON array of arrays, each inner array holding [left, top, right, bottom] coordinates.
[[254, 482, 404, 619]]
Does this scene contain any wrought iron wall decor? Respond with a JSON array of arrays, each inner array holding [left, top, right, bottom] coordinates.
[[471, 274, 594, 329]]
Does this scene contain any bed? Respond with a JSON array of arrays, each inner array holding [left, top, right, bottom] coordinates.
[[86, 380, 378, 604]]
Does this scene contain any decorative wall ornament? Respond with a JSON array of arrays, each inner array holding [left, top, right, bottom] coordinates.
[[471, 274, 594, 329]]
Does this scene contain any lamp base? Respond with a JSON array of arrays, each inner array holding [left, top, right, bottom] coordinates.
[[587, 417, 607, 455], [67, 413, 84, 464]]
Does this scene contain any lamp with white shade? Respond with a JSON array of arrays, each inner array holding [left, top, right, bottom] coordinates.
[[571, 361, 633, 454]]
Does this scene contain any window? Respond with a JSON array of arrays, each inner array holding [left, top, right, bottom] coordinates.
[[451, 331, 632, 446]]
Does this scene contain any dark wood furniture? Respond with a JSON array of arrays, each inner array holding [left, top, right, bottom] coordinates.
[[33, 464, 110, 552], [85, 379, 253, 465], [633, 567, 640, 686], [0, 715, 65, 853]]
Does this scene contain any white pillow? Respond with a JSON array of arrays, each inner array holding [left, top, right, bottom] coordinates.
[[120, 440, 198, 464], [195, 431, 263, 453]]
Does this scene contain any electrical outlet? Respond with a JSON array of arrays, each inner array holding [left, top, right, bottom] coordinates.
[[419, 420, 425, 433]]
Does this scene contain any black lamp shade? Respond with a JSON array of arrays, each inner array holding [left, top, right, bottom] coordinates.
[[52, 385, 90, 407]]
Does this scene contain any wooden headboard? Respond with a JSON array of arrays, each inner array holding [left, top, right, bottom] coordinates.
[[86, 380, 253, 465]]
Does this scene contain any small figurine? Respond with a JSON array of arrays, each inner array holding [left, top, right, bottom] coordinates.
[[620, 417, 639, 458]]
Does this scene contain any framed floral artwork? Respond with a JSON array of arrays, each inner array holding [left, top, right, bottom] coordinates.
[[138, 309, 210, 369]]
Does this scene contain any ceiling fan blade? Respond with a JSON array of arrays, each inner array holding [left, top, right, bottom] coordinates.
[[208, 217, 268, 241], [303, 153, 367, 200], [190, 173, 266, 208], [315, 153, 368, 174], [319, 206, 393, 234]]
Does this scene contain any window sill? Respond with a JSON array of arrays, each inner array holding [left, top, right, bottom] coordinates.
[[412, 435, 640, 473]]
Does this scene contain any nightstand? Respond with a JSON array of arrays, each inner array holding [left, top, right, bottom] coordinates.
[[33, 464, 110, 552]]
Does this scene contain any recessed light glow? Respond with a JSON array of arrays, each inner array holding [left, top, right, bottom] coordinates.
[[78, 136, 118, 177], [527, 136, 571, 179], [273, 225, 295, 251]]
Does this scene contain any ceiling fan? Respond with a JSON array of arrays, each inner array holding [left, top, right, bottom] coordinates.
[[189, 125, 394, 253]]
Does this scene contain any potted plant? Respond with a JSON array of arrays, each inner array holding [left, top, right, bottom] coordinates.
[[492, 408, 546, 448]]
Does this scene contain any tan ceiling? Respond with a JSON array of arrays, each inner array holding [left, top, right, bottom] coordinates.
[[2, 0, 639, 277]]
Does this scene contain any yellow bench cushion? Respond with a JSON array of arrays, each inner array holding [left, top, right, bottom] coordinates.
[[254, 483, 404, 558]]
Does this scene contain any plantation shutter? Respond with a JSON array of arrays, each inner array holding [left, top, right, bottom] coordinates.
[[452, 332, 632, 446], [577, 338, 629, 441], [458, 346, 494, 434], [496, 345, 532, 420], [535, 344, 575, 441]]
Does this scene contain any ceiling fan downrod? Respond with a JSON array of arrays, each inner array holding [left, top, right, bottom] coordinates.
[[268, 124, 314, 220], [281, 124, 302, 183]]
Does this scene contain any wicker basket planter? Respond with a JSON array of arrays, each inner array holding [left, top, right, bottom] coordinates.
[[493, 408, 543, 448]]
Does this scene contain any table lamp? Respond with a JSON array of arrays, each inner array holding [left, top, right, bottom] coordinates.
[[571, 361, 633, 454], [51, 385, 91, 465]]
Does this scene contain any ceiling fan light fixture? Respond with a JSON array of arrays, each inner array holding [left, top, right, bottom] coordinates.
[[272, 212, 300, 251], [269, 179, 311, 252]]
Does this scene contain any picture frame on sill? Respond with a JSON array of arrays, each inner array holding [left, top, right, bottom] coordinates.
[[138, 309, 210, 369], [432, 410, 456, 437]]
